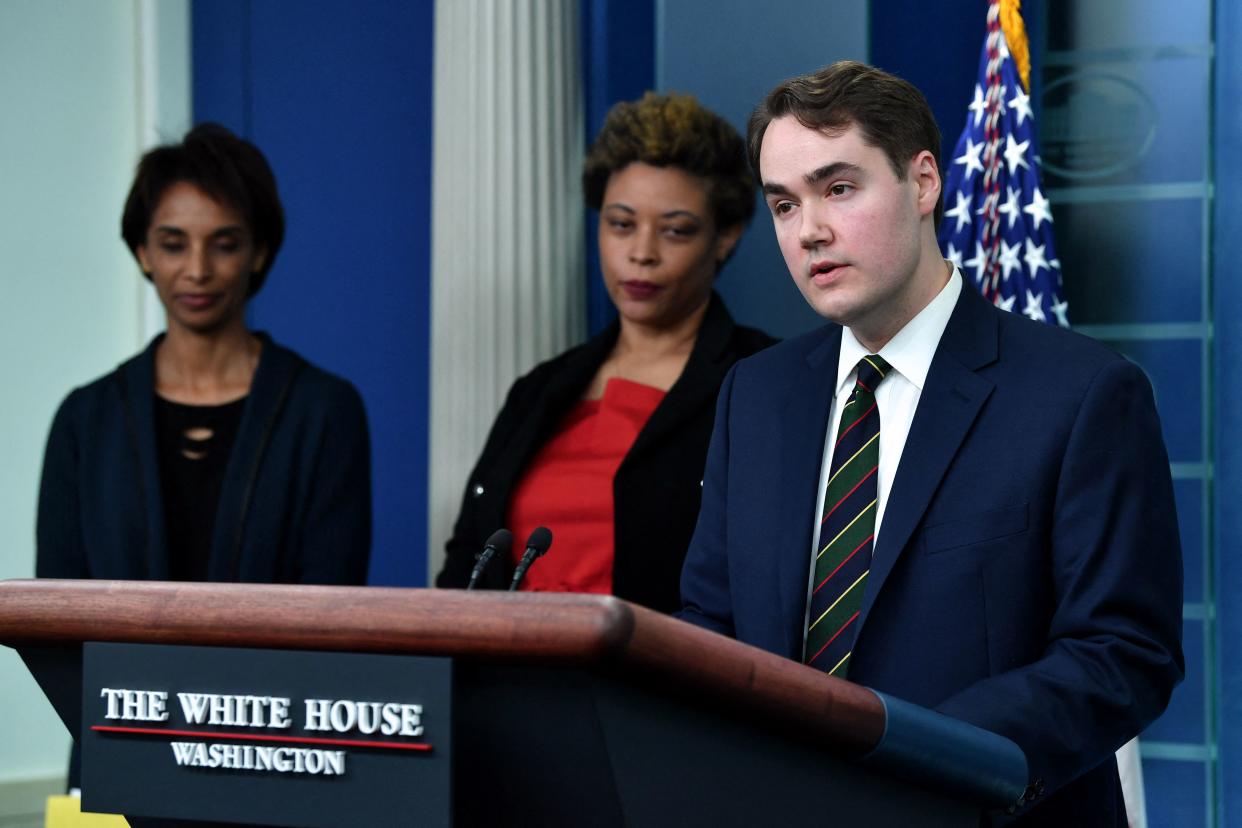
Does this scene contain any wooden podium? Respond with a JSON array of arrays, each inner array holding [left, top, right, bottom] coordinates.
[[0, 579, 1027, 827]]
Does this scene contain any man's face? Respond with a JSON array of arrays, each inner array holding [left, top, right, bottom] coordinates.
[[759, 117, 940, 350]]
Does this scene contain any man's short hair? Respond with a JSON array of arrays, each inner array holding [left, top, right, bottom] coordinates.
[[121, 123, 285, 297], [747, 60, 944, 227]]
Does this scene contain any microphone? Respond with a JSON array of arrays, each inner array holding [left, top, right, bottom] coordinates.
[[467, 528, 512, 590], [508, 526, 553, 591]]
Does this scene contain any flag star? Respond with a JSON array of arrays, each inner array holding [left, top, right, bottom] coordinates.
[[965, 242, 989, 285], [1051, 298, 1070, 327], [945, 191, 973, 233], [1009, 87, 1033, 126], [1023, 187, 1053, 230], [946, 242, 964, 270], [1023, 290, 1047, 322], [998, 186, 1021, 229], [1050, 258, 1062, 270], [999, 239, 1021, 281], [954, 137, 985, 179], [1003, 133, 1030, 175], [1024, 239, 1050, 275], [969, 84, 987, 127], [996, 293, 1017, 312]]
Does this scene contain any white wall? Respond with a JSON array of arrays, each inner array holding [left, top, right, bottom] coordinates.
[[0, 0, 188, 796]]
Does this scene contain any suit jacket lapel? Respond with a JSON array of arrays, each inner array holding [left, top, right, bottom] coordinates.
[[774, 325, 843, 657], [208, 334, 305, 581], [857, 287, 999, 631]]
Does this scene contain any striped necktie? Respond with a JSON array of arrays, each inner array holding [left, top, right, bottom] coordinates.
[[805, 354, 891, 677]]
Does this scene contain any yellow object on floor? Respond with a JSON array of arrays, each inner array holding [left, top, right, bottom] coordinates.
[[45, 795, 129, 827]]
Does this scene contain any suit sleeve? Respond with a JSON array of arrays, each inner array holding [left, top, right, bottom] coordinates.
[[677, 364, 738, 637], [933, 358, 1184, 800], [295, 383, 372, 585], [36, 392, 89, 578]]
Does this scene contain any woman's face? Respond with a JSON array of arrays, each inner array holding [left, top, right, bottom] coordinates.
[[137, 181, 266, 336], [598, 163, 741, 330]]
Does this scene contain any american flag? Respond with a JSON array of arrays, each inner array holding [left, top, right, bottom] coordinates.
[[938, 0, 1069, 327]]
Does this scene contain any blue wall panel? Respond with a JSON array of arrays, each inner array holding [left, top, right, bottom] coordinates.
[[1175, 479, 1205, 605], [1214, 0, 1242, 822], [191, 0, 250, 132], [657, 0, 868, 339], [1146, 618, 1206, 744], [1110, 338, 1203, 463], [192, 0, 434, 586], [1146, 759, 1208, 828], [582, 0, 655, 336], [870, 0, 985, 168]]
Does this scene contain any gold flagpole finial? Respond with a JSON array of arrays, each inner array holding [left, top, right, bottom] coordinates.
[[998, 0, 1031, 92]]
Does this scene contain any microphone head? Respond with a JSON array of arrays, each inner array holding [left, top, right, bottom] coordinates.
[[483, 528, 513, 555], [525, 526, 553, 557]]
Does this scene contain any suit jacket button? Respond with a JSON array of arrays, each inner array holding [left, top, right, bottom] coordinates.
[[473, 484, 485, 496]]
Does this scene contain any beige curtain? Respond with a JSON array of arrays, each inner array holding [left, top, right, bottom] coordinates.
[[428, 0, 585, 579]]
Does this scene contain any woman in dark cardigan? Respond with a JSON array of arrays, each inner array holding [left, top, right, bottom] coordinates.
[[37, 124, 371, 587], [437, 93, 775, 613]]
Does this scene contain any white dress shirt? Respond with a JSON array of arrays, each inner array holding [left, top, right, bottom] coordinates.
[[803, 268, 964, 644]]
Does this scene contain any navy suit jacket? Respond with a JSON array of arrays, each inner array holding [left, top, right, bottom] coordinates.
[[680, 285, 1184, 825]]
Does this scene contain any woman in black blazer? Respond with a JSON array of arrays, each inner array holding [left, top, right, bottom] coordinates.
[[437, 93, 774, 612], [37, 124, 371, 587]]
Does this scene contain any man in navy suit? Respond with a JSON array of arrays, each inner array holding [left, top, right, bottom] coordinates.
[[679, 61, 1183, 825]]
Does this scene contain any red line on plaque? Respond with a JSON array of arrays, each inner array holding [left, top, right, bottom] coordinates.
[[90, 725, 432, 752]]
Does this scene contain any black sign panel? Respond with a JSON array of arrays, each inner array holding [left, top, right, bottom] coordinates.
[[81, 643, 451, 827]]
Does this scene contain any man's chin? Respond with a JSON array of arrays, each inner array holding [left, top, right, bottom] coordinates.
[[797, 289, 853, 325]]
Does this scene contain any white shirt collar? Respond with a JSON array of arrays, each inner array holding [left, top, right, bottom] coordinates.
[[835, 267, 964, 395]]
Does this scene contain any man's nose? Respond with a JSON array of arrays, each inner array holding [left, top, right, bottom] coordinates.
[[799, 202, 834, 249]]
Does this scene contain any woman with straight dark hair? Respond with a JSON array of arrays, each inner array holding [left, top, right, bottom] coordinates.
[[37, 123, 371, 587]]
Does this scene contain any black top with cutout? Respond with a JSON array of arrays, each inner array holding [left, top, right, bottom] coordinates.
[[154, 395, 247, 581]]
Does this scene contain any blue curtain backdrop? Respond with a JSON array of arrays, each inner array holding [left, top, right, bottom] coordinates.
[[192, 0, 434, 586]]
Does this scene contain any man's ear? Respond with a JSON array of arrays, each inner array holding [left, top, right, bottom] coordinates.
[[911, 150, 941, 218], [136, 244, 152, 273]]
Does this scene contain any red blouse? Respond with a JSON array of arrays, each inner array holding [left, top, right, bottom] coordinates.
[[506, 378, 665, 594]]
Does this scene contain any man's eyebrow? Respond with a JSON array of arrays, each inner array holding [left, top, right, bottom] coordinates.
[[761, 182, 792, 198], [806, 162, 863, 186], [601, 203, 636, 213]]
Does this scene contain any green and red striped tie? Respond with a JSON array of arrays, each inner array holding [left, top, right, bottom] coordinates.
[[805, 354, 891, 677]]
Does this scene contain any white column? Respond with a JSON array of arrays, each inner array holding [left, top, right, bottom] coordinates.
[[0, 0, 188, 794], [134, 0, 192, 344], [429, 0, 585, 579]]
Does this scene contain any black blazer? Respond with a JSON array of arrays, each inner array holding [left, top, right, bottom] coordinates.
[[436, 294, 775, 612], [37, 333, 372, 585]]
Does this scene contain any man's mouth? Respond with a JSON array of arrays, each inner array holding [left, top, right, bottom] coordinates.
[[809, 261, 845, 282]]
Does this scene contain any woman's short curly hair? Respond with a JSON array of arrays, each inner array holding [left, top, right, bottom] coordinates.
[[583, 92, 755, 230], [121, 123, 285, 297]]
